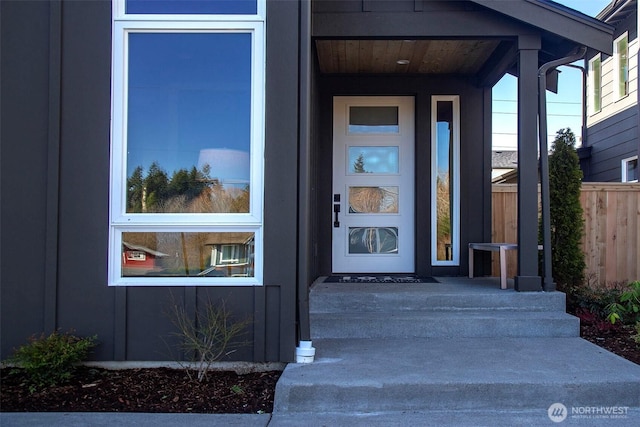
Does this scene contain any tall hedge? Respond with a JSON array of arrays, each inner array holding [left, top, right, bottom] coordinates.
[[544, 128, 585, 290]]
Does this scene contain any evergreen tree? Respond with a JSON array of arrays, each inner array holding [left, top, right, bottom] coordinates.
[[127, 166, 144, 213], [543, 128, 585, 290], [353, 153, 367, 173], [145, 162, 169, 212]]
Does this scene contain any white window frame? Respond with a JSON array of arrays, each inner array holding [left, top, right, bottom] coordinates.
[[588, 55, 602, 115], [109, 0, 265, 286], [622, 156, 638, 182], [613, 32, 629, 100], [431, 95, 460, 266]]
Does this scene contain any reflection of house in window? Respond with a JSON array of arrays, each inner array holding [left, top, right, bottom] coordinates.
[[203, 232, 255, 277], [126, 251, 146, 261], [122, 242, 168, 276]]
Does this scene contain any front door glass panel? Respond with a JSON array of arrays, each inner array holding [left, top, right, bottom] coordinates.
[[348, 146, 399, 174], [348, 227, 398, 254], [348, 106, 399, 134], [348, 186, 398, 213]]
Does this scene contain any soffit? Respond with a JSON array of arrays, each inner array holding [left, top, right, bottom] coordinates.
[[315, 39, 501, 75]]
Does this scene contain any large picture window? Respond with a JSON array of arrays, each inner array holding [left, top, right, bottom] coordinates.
[[110, 0, 265, 286]]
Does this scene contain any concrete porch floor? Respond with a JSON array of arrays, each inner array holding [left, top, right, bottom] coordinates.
[[271, 276, 640, 426]]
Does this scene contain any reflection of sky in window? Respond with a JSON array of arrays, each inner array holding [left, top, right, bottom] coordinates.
[[127, 33, 251, 183], [348, 147, 399, 174], [436, 122, 451, 176], [126, 0, 257, 14], [348, 125, 399, 134]]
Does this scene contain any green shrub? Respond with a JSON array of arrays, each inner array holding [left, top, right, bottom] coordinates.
[[8, 330, 97, 391], [605, 281, 640, 325], [542, 128, 586, 291], [633, 322, 640, 345], [570, 280, 624, 318]]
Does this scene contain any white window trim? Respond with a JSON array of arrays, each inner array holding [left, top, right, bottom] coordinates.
[[622, 155, 638, 182], [110, 227, 263, 287], [109, 0, 265, 286], [588, 54, 602, 115], [613, 32, 629, 100], [113, 0, 266, 21], [431, 95, 460, 266]]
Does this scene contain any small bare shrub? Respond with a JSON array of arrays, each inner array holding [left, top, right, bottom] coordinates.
[[167, 296, 250, 382]]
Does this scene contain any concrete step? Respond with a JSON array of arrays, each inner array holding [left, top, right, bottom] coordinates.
[[311, 310, 579, 339], [274, 338, 640, 415], [311, 279, 568, 313]]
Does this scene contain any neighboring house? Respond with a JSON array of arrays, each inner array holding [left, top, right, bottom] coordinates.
[[203, 232, 255, 277], [582, 0, 639, 182], [492, 150, 519, 183], [1, 0, 612, 363], [121, 242, 169, 276]]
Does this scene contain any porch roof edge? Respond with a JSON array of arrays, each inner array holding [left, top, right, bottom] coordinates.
[[470, 0, 614, 55]]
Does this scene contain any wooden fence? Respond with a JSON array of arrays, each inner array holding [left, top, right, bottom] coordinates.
[[491, 183, 640, 287]]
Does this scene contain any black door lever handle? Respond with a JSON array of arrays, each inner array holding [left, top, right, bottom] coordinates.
[[333, 203, 340, 227]]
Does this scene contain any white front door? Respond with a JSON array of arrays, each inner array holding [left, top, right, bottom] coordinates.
[[332, 96, 415, 273]]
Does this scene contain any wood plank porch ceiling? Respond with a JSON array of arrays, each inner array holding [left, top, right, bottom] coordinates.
[[316, 39, 501, 74]]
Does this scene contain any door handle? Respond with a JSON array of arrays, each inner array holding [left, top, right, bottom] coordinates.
[[333, 203, 340, 228]]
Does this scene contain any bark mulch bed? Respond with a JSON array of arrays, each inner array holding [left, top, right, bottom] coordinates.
[[580, 323, 640, 365], [1, 367, 282, 414]]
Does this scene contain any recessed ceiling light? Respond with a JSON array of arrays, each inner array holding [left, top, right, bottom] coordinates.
[[397, 59, 410, 65]]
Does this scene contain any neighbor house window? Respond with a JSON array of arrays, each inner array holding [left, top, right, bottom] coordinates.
[[614, 33, 629, 99], [589, 55, 602, 114], [127, 251, 146, 261], [622, 156, 638, 182], [109, 0, 265, 286], [431, 96, 460, 265]]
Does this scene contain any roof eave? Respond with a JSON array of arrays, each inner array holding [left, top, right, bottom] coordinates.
[[470, 0, 614, 55]]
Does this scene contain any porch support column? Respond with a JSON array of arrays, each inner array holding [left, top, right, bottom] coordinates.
[[515, 35, 543, 292]]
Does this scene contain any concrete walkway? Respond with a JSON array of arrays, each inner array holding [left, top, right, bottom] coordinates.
[[3, 408, 640, 426]]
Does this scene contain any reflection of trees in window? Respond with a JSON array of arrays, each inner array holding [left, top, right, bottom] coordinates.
[[353, 153, 368, 173], [349, 186, 398, 213], [349, 227, 398, 254], [436, 174, 451, 260], [126, 163, 250, 214]]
